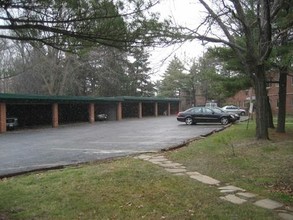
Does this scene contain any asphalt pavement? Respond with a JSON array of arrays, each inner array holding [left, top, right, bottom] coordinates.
[[0, 116, 225, 177]]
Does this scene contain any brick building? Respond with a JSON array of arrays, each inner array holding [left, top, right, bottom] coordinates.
[[226, 74, 293, 115], [180, 72, 293, 115], [267, 73, 293, 115], [226, 88, 254, 112]]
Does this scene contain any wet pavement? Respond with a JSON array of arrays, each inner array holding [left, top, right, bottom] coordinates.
[[0, 116, 224, 177]]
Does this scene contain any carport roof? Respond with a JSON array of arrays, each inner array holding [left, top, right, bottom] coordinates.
[[0, 93, 122, 104], [0, 93, 179, 104], [118, 96, 179, 103]]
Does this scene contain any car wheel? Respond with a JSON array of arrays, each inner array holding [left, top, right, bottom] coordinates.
[[220, 117, 229, 125], [185, 117, 193, 125], [240, 111, 245, 116]]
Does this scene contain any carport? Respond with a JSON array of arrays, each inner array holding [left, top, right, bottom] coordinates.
[[120, 96, 179, 118], [0, 94, 180, 133]]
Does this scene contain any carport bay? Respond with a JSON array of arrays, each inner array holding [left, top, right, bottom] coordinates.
[[0, 94, 179, 133]]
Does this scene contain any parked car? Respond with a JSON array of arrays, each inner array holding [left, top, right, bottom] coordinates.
[[177, 107, 236, 125], [212, 107, 240, 121], [6, 117, 18, 130], [205, 102, 218, 108], [221, 105, 246, 116], [96, 113, 108, 121]]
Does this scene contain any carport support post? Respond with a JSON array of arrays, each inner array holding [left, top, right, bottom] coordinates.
[[116, 102, 122, 121], [154, 102, 158, 117], [88, 103, 95, 123], [167, 103, 171, 116], [0, 103, 6, 133], [138, 102, 142, 118], [52, 103, 59, 128]]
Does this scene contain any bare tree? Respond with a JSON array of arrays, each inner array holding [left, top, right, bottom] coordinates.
[[180, 0, 290, 139], [11, 43, 82, 95], [0, 38, 21, 92]]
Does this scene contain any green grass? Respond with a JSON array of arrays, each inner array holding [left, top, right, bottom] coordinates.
[[168, 121, 293, 205], [0, 120, 292, 219]]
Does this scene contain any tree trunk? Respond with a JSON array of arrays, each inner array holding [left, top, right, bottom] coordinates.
[[254, 64, 269, 139], [276, 68, 287, 133], [267, 96, 274, 128]]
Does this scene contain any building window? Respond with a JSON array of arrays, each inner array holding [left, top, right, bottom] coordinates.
[[291, 76, 293, 86]]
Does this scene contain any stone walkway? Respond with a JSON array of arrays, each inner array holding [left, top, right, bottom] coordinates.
[[135, 154, 293, 220]]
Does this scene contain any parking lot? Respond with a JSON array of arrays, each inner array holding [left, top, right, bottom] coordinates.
[[0, 116, 224, 177]]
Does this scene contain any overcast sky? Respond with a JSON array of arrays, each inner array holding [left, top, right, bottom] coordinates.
[[149, 0, 207, 81]]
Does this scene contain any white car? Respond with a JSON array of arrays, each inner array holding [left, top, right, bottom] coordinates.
[[222, 105, 246, 116], [6, 117, 18, 130], [96, 113, 108, 121]]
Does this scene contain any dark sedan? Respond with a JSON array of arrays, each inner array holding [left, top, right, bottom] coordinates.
[[177, 107, 236, 125]]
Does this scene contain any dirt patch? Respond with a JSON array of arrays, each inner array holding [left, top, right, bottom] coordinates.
[[269, 129, 293, 142], [271, 178, 293, 196], [233, 138, 270, 148]]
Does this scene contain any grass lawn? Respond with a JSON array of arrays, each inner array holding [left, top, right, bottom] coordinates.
[[0, 119, 292, 219]]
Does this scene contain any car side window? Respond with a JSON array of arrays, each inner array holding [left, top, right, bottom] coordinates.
[[213, 109, 220, 113], [191, 108, 202, 113], [205, 108, 213, 114], [185, 108, 194, 113]]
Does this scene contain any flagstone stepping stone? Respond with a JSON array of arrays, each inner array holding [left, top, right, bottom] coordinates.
[[164, 168, 187, 173], [278, 212, 293, 220], [160, 162, 183, 166], [173, 173, 186, 176], [158, 163, 185, 168], [220, 189, 239, 193], [159, 160, 175, 164], [237, 192, 257, 199], [187, 172, 220, 185], [186, 171, 201, 175], [218, 185, 245, 193], [149, 158, 169, 163], [220, 194, 247, 204], [254, 199, 283, 210], [150, 156, 166, 159]]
